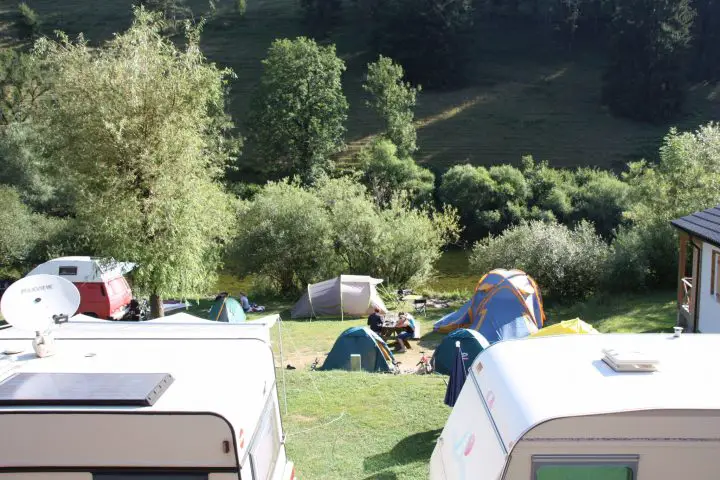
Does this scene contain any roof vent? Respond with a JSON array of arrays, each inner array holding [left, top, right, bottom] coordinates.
[[601, 348, 659, 373]]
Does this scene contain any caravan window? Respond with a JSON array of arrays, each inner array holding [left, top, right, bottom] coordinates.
[[58, 266, 78, 276], [249, 391, 282, 480], [532, 455, 638, 480], [93, 475, 207, 480]]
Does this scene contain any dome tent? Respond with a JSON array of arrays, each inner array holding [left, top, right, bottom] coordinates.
[[208, 295, 246, 323], [433, 269, 545, 343], [320, 327, 396, 373], [432, 329, 490, 375], [531, 318, 599, 337], [291, 275, 388, 319]]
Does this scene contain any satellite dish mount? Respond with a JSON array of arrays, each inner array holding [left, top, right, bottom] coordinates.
[[0, 275, 81, 358]]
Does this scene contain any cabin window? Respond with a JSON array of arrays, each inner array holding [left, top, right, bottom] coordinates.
[[249, 392, 282, 480], [58, 266, 78, 276], [532, 455, 638, 480], [712, 250, 720, 299]]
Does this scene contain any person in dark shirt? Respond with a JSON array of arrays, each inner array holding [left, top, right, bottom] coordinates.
[[367, 307, 384, 335]]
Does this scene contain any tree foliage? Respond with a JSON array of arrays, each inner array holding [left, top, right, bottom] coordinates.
[[0, 49, 48, 126], [363, 55, 420, 157], [610, 122, 720, 289], [231, 176, 460, 293], [357, 138, 434, 207], [32, 8, 239, 316], [248, 37, 348, 183], [0, 185, 66, 276], [370, 0, 474, 89], [601, 0, 696, 122], [470, 219, 611, 301]]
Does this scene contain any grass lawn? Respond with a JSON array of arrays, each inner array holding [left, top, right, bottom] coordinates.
[[267, 290, 676, 479], [282, 370, 448, 480]]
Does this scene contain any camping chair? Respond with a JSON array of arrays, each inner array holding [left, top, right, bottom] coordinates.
[[413, 298, 427, 316]]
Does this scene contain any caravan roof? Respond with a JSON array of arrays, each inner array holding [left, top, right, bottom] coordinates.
[[471, 333, 720, 452], [0, 320, 279, 469], [26, 256, 136, 283]]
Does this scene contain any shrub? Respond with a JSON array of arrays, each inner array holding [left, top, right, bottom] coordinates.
[[357, 138, 434, 207], [0, 185, 67, 275], [17, 2, 40, 39], [230, 176, 460, 294], [228, 180, 336, 293], [571, 167, 630, 239], [469, 220, 611, 301]]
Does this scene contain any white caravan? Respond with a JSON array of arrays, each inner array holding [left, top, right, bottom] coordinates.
[[0, 317, 295, 480], [430, 332, 720, 480]]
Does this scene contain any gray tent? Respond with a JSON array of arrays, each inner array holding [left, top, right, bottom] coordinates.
[[291, 275, 389, 319]]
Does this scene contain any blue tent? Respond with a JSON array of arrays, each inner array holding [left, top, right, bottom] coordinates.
[[432, 329, 490, 375], [432, 269, 545, 344], [320, 327, 396, 373], [208, 296, 247, 323]]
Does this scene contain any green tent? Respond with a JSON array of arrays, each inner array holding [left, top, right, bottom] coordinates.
[[208, 296, 247, 323]]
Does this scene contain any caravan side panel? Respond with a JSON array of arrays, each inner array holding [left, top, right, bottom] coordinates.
[[430, 379, 506, 480], [0, 413, 237, 469], [504, 411, 720, 480]]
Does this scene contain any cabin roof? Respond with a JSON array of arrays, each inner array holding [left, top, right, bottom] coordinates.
[[471, 333, 720, 451], [671, 205, 720, 247], [0, 320, 280, 459]]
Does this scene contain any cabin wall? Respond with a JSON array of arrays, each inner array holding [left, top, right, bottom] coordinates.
[[699, 242, 720, 333]]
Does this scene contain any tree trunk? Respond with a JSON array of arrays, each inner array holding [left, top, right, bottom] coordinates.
[[150, 293, 164, 319]]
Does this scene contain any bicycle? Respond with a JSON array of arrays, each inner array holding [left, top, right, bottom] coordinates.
[[416, 351, 433, 374]]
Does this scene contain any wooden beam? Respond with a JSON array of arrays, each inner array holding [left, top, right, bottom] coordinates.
[[678, 231, 688, 305]]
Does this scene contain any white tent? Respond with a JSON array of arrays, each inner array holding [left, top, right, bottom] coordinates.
[[291, 275, 388, 320]]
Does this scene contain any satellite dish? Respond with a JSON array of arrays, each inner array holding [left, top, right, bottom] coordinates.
[[0, 274, 80, 334]]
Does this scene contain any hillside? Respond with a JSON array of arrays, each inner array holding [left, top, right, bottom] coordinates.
[[2, 0, 719, 176]]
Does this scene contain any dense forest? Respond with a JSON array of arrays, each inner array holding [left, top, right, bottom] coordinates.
[[1, 0, 719, 311]]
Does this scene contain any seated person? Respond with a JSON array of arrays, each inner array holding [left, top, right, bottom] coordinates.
[[367, 307, 384, 335], [395, 312, 417, 353], [238, 291, 252, 313]]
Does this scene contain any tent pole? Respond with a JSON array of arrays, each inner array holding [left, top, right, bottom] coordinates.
[[278, 315, 288, 416]]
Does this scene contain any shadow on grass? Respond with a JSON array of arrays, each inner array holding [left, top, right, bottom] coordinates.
[[361, 473, 398, 480], [418, 331, 445, 350], [363, 429, 442, 474]]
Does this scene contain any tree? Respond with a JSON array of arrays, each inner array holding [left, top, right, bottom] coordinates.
[[613, 122, 720, 289], [470, 220, 611, 301], [0, 185, 66, 277], [0, 49, 48, 126], [299, 0, 342, 37], [690, 0, 720, 82], [32, 8, 240, 318], [601, 0, 695, 122], [363, 55, 420, 157], [371, 0, 474, 89], [229, 180, 336, 293], [248, 37, 348, 183], [357, 138, 434, 207], [231, 176, 460, 291]]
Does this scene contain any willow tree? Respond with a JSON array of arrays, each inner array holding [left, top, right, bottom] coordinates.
[[33, 8, 239, 317]]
